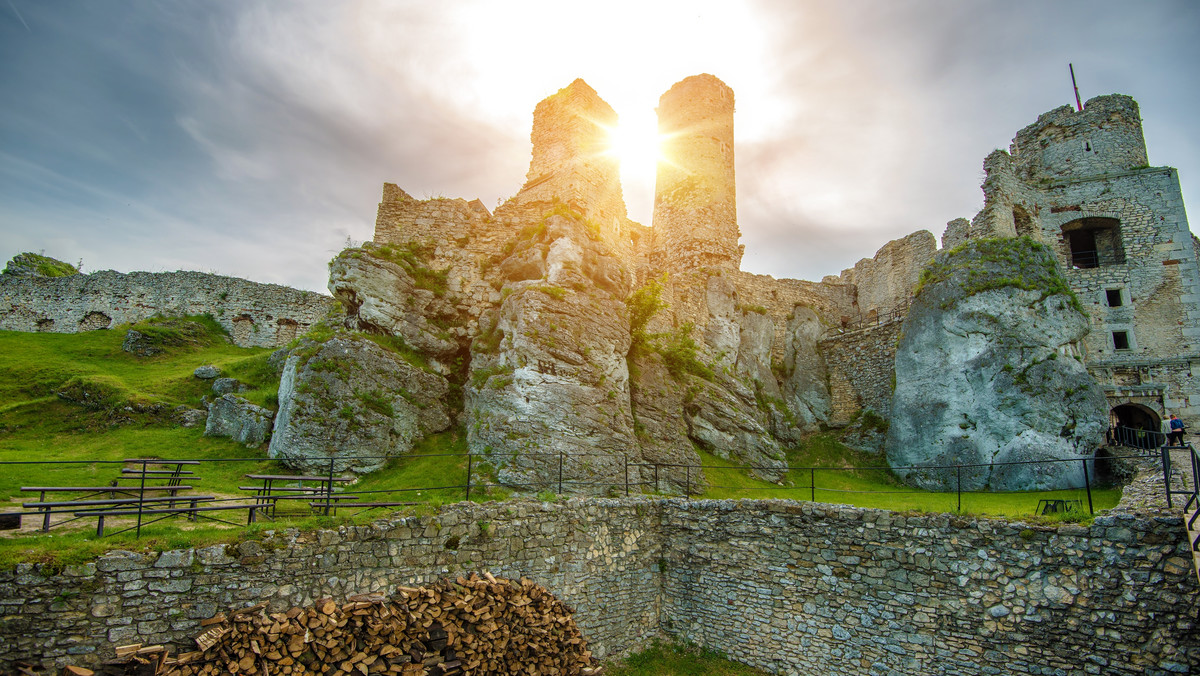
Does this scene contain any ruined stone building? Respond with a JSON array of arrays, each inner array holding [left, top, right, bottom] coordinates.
[[2, 76, 1194, 491], [941, 95, 1200, 435]]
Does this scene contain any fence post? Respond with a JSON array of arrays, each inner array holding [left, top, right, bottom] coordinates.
[[654, 464, 659, 494], [685, 465, 691, 497], [624, 455, 629, 497], [136, 459, 147, 538], [326, 456, 335, 516], [557, 453, 563, 495], [810, 468, 815, 503], [1082, 458, 1093, 514], [465, 453, 472, 503], [956, 465, 962, 513], [1162, 445, 1174, 509]]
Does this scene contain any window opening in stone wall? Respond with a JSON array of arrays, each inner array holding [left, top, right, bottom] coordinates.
[[1106, 289, 1123, 307], [1013, 206, 1038, 239], [1061, 217, 1125, 269], [1112, 331, 1130, 350]]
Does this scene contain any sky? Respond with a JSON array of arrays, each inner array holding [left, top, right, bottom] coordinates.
[[2, 0, 1198, 293]]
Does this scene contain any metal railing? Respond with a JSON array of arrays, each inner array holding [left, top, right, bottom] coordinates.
[[824, 299, 911, 338], [0, 445, 1152, 538], [1108, 425, 1167, 450]]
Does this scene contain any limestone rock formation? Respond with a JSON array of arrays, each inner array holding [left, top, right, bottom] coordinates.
[[886, 238, 1108, 491], [269, 335, 451, 473], [172, 405, 207, 428], [465, 214, 636, 493], [627, 353, 704, 494], [211, 377, 247, 395], [328, 243, 463, 375], [204, 394, 274, 447], [780, 307, 832, 430]]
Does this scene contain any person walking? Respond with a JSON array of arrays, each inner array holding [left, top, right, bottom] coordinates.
[[1167, 414, 1186, 446]]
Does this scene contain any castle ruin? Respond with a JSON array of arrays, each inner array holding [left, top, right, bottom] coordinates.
[[2, 76, 1196, 488]]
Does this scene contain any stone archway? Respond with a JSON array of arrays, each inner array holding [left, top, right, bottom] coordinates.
[[1109, 403, 1161, 449]]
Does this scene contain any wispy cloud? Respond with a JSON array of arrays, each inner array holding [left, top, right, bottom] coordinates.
[[0, 0, 1196, 291]]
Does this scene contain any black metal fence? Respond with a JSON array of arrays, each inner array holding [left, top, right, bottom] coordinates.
[[1, 440, 1160, 538]]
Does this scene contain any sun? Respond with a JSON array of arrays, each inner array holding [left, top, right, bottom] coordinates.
[[603, 113, 665, 177]]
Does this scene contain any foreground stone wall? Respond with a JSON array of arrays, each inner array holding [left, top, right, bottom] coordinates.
[[2, 498, 1196, 674], [659, 500, 1198, 676], [0, 499, 663, 669], [0, 270, 335, 347]]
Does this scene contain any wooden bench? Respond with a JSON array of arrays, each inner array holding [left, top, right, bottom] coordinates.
[[1036, 498, 1083, 515], [24, 496, 215, 532], [310, 501, 417, 516], [75, 503, 265, 537], [242, 474, 354, 518], [240, 493, 359, 519], [121, 459, 199, 488]]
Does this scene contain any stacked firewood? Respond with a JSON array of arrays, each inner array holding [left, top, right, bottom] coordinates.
[[68, 573, 601, 676]]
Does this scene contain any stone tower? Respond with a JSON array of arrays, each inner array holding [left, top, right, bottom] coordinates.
[[503, 79, 628, 235], [1011, 94, 1147, 182], [651, 74, 742, 273]]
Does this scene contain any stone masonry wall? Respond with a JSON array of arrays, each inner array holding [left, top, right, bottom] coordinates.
[[3, 498, 1196, 674], [820, 321, 901, 425], [0, 270, 335, 348], [659, 499, 1198, 676], [839, 230, 937, 318]]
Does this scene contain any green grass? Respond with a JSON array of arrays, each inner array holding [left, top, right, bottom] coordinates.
[[351, 430, 511, 505], [605, 641, 770, 676], [0, 323, 272, 412], [694, 435, 1120, 518]]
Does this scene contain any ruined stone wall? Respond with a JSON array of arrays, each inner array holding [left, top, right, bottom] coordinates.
[[1089, 358, 1200, 426], [729, 270, 854, 366], [1010, 95, 1148, 182], [650, 74, 742, 274], [659, 500, 1198, 676], [4, 499, 1197, 674], [0, 270, 334, 347], [372, 186, 509, 327], [819, 321, 901, 425], [1037, 171, 1200, 368], [839, 231, 937, 317]]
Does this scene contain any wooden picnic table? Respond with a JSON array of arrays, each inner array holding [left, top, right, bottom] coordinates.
[[243, 474, 354, 517], [19, 486, 196, 530], [121, 458, 199, 487]]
